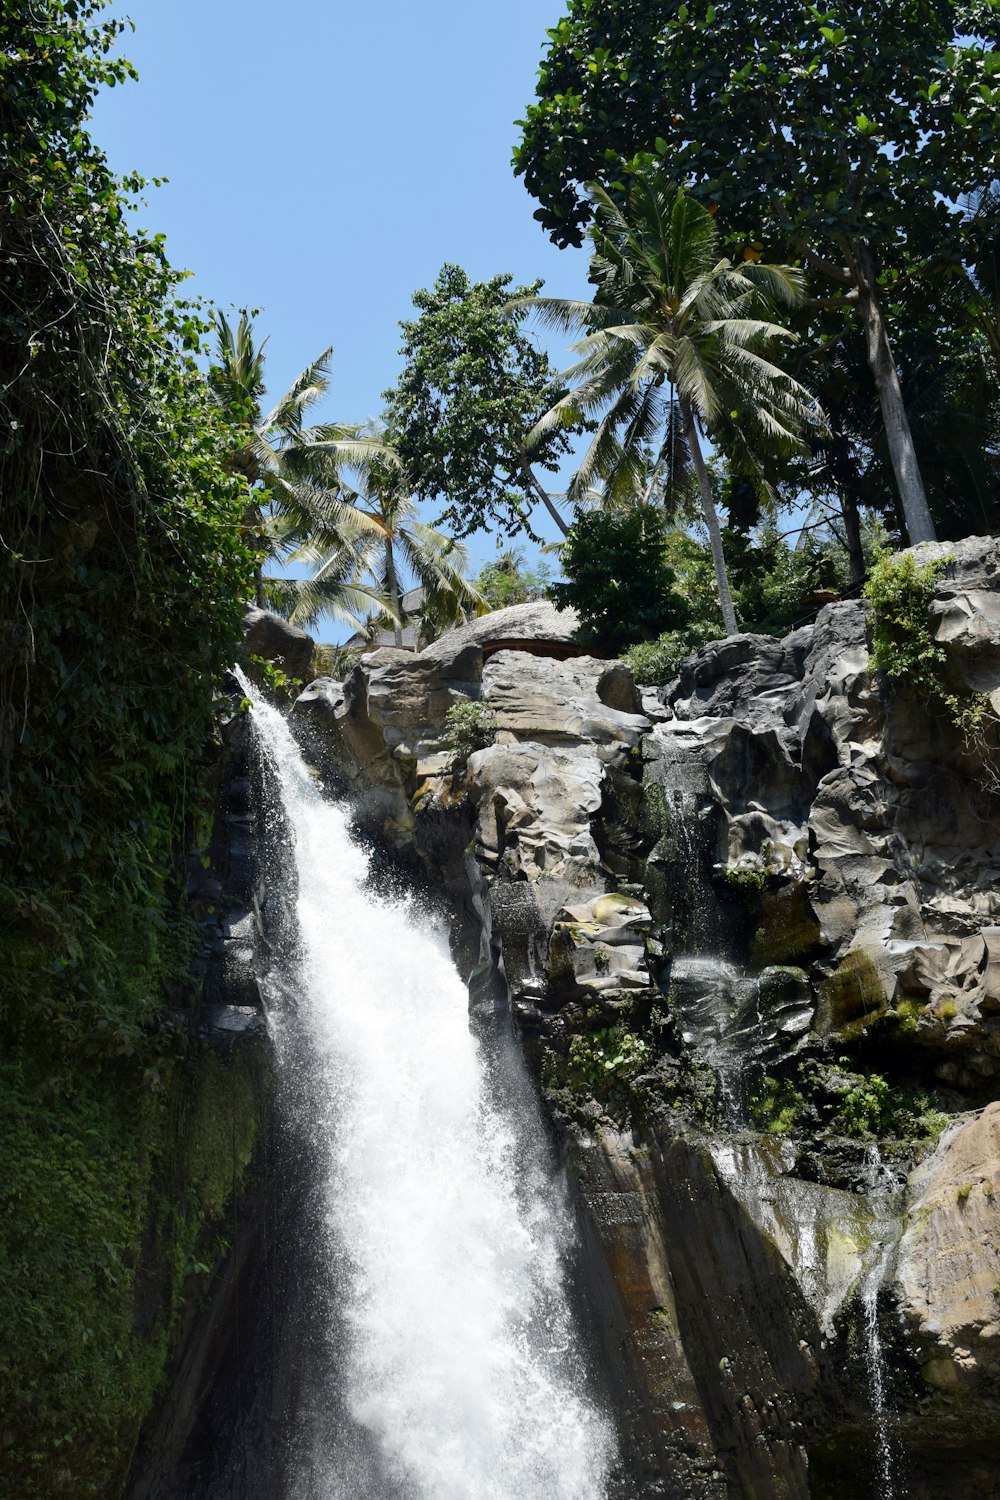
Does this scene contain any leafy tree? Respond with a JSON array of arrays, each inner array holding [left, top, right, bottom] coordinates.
[[384, 263, 578, 539], [515, 0, 1000, 545], [549, 503, 690, 653], [527, 177, 824, 633], [476, 548, 552, 610]]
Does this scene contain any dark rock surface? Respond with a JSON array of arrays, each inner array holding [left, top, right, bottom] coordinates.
[[242, 605, 314, 682], [278, 540, 1000, 1497], [135, 547, 1000, 1499]]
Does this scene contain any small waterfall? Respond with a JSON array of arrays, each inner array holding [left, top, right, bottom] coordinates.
[[859, 1145, 904, 1500], [239, 675, 614, 1500], [669, 957, 769, 1126]]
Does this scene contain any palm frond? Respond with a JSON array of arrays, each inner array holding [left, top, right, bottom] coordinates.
[[259, 347, 333, 438]]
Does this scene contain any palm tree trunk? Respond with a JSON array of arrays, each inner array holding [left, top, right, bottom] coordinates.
[[385, 537, 403, 648], [853, 244, 936, 545], [682, 401, 739, 636], [519, 452, 568, 536]]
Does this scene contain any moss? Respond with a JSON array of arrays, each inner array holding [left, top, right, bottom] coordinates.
[[751, 882, 822, 966], [750, 1056, 948, 1142], [543, 1024, 650, 1101], [0, 1037, 264, 1499], [891, 994, 930, 1035], [822, 947, 888, 1034], [641, 777, 671, 841]]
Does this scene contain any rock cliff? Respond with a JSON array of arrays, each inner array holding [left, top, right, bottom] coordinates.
[[292, 539, 1000, 1498]]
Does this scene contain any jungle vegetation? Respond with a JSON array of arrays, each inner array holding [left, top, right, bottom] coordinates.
[[2, 0, 1000, 1492]]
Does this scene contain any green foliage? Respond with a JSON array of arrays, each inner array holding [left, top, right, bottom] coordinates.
[[724, 864, 767, 895], [0, 9, 264, 1490], [751, 1058, 947, 1140], [866, 550, 948, 682], [476, 548, 551, 611], [865, 549, 993, 740], [0, 1042, 262, 1498], [551, 504, 691, 654], [443, 700, 497, 767], [527, 177, 819, 506], [526, 174, 822, 632], [727, 520, 845, 635], [384, 264, 577, 538], [209, 315, 409, 633], [311, 642, 363, 679], [621, 512, 850, 683], [1, 0, 258, 1053], [623, 623, 719, 686], [564, 1026, 650, 1096], [515, 0, 998, 264], [515, 0, 997, 542]]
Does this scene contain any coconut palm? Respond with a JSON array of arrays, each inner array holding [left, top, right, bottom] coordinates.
[[210, 311, 391, 628], [523, 175, 826, 635], [289, 425, 486, 644]]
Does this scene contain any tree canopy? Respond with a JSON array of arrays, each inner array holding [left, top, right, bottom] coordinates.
[[515, 0, 1000, 543], [515, 0, 998, 257], [384, 263, 577, 538], [525, 176, 824, 632]]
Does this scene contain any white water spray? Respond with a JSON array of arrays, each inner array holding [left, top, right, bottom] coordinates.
[[239, 676, 614, 1500], [860, 1145, 901, 1500]]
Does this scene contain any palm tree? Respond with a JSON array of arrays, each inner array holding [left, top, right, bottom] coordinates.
[[523, 175, 826, 635], [289, 425, 486, 644], [210, 312, 391, 628]]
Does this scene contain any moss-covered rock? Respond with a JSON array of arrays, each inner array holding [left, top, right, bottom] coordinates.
[[0, 1037, 265, 1500]]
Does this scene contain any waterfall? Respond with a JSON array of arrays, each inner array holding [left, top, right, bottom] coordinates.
[[859, 1145, 903, 1500], [239, 675, 614, 1500]]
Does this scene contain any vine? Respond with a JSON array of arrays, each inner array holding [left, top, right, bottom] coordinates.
[[864, 550, 994, 752]]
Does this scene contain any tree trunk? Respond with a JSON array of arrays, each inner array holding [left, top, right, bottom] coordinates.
[[852, 244, 936, 545], [840, 489, 866, 590], [519, 452, 569, 536], [826, 433, 867, 588], [385, 538, 403, 648], [682, 401, 738, 636], [243, 498, 267, 607]]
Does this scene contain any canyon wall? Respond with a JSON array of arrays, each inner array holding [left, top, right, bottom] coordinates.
[[290, 539, 1000, 1498]]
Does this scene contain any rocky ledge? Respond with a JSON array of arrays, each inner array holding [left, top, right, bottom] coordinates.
[[292, 539, 1000, 1499]]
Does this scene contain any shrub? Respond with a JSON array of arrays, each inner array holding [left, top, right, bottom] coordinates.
[[865, 549, 993, 748], [623, 622, 720, 686], [443, 700, 497, 766], [549, 504, 692, 654]]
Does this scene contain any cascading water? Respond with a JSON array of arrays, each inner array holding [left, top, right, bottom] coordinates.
[[859, 1145, 904, 1500], [238, 674, 614, 1500]]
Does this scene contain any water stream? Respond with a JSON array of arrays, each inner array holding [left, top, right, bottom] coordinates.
[[859, 1145, 903, 1500], [240, 676, 614, 1500]]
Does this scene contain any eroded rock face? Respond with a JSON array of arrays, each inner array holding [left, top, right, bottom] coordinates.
[[657, 548, 1000, 1092], [287, 547, 1000, 1498], [897, 1102, 1000, 1397]]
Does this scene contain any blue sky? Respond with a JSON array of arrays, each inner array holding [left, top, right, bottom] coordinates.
[[90, 0, 590, 632]]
